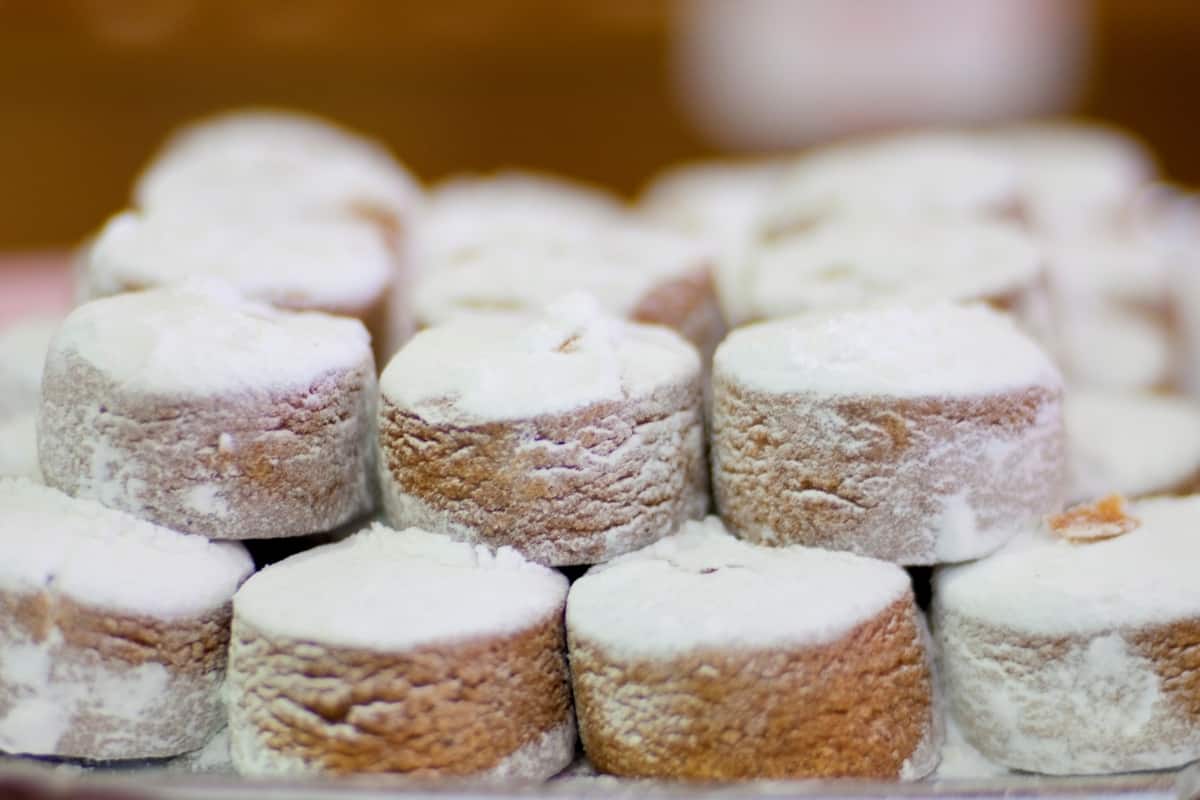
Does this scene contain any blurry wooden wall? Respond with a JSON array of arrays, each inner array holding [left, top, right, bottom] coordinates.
[[1, 0, 1199, 249]]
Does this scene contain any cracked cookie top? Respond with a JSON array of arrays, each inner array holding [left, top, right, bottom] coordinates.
[[566, 516, 910, 658], [715, 303, 1060, 399], [50, 283, 372, 398], [0, 477, 252, 619], [234, 523, 567, 651], [935, 495, 1200, 635], [381, 295, 700, 425]]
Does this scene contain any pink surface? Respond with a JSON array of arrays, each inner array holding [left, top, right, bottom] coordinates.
[[0, 252, 73, 326]]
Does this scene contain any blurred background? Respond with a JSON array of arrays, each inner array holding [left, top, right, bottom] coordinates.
[[0, 0, 1198, 249]]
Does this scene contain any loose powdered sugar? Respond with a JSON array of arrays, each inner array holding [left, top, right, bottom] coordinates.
[[85, 210, 394, 313], [1066, 390, 1200, 501], [566, 517, 909, 659], [380, 297, 700, 425], [0, 413, 40, 482], [49, 282, 372, 398], [715, 304, 1061, 399], [233, 523, 567, 651], [733, 219, 1039, 324], [0, 478, 252, 619]]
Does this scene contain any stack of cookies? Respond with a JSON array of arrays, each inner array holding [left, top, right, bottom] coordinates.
[[4, 110, 1200, 785]]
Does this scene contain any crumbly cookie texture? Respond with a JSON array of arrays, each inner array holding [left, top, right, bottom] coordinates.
[[567, 519, 939, 780], [712, 305, 1065, 564], [0, 478, 252, 759], [227, 526, 573, 780], [378, 306, 706, 566], [39, 285, 377, 540], [935, 495, 1200, 774]]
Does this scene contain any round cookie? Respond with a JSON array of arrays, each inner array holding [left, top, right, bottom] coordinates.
[[711, 304, 1065, 565], [82, 210, 395, 363], [134, 108, 421, 235], [719, 218, 1042, 327], [39, 284, 376, 540], [1065, 390, 1200, 502], [0, 478, 252, 760], [638, 159, 783, 247], [378, 299, 706, 566], [0, 316, 60, 421], [0, 412, 40, 482], [762, 131, 1020, 234], [227, 524, 573, 780], [412, 215, 723, 365], [567, 517, 939, 780], [986, 121, 1155, 235], [934, 495, 1200, 774]]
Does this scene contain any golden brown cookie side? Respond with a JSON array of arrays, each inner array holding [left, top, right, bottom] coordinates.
[[39, 351, 376, 539], [228, 607, 573, 777], [712, 376, 1064, 563], [570, 595, 933, 780], [378, 378, 704, 565]]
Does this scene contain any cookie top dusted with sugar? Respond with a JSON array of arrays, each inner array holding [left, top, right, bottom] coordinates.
[[234, 523, 567, 651], [381, 295, 700, 425], [714, 304, 1060, 400], [726, 218, 1040, 324], [567, 517, 910, 658], [936, 495, 1200, 635], [0, 478, 252, 619], [134, 108, 420, 225], [84, 210, 393, 314], [49, 282, 372, 398], [412, 221, 710, 327], [763, 132, 1019, 231]]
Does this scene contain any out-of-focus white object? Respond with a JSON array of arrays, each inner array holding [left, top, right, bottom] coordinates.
[[674, 0, 1089, 150]]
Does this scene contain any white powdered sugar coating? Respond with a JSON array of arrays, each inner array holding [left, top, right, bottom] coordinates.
[[51, 283, 371, 398], [937, 495, 1200, 636], [412, 220, 710, 326], [987, 122, 1155, 234], [732, 219, 1039, 324], [935, 495, 1200, 774], [567, 517, 909, 659], [135, 109, 420, 225], [0, 315, 59, 420], [0, 413, 40, 482], [0, 478, 252, 619], [1066, 391, 1200, 501], [715, 304, 1060, 399], [764, 132, 1018, 229], [85, 210, 393, 312], [381, 297, 700, 425], [0, 627, 173, 758], [234, 524, 567, 651]]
